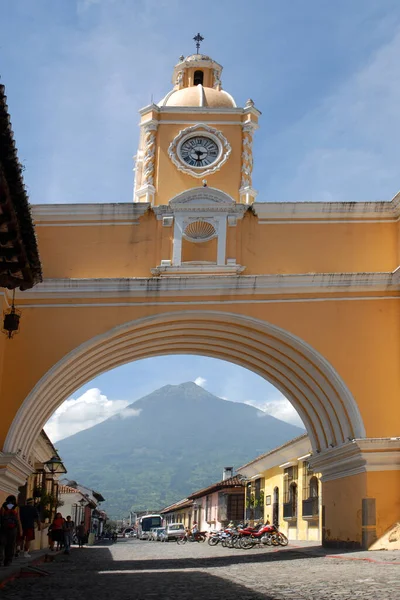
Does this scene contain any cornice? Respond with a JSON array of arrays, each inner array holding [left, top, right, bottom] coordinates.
[[139, 103, 245, 116], [253, 197, 400, 223], [31, 194, 400, 225], [0, 453, 34, 493], [32, 203, 150, 225], [310, 438, 400, 481], [14, 271, 400, 300]]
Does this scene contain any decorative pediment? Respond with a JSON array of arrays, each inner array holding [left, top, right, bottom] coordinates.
[[169, 187, 236, 207]]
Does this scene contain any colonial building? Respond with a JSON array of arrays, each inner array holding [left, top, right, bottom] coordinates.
[[161, 468, 245, 532], [237, 435, 321, 542], [1, 42, 399, 550], [59, 480, 106, 537]]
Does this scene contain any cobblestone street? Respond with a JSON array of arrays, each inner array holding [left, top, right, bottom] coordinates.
[[1, 539, 399, 600]]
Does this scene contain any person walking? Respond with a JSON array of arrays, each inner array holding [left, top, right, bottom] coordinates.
[[76, 521, 86, 548], [0, 495, 23, 567], [18, 498, 41, 558], [63, 516, 74, 554], [49, 513, 64, 551]]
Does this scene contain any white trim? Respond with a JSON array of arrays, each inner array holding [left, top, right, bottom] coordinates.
[[0, 453, 34, 493], [151, 264, 244, 276], [310, 438, 400, 481], [253, 199, 400, 222], [14, 297, 400, 308], [4, 311, 365, 458], [14, 271, 400, 299], [32, 203, 150, 224], [139, 103, 244, 115], [30, 195, 400, 225], [156, 120, 243, 125]]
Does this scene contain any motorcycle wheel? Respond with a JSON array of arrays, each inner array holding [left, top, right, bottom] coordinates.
[[240, 537, 254, 549], [197, 534, 206, 543], [261, 534, 272, 546], [270, 534, 280, 546], [233, 536, 242, 549], [208, 537, 219, 546], [277, 532, 289, 546], [177, 536, 187, 545]]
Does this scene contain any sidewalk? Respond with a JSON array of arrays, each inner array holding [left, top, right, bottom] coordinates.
[[283, 540, 400, 564], [0, 548, 60, 587]]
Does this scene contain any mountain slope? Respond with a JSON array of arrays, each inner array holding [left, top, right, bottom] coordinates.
[[56, 382, 304, 517]]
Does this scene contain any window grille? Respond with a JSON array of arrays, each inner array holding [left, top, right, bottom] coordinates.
[[302, 461, 319, 518]]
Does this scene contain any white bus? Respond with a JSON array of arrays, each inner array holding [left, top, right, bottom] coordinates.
[[137, 514, 163, 540]]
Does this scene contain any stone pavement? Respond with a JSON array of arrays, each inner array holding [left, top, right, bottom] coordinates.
[[0, 538, 399, 599]]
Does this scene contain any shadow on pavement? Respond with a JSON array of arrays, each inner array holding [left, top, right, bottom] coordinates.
[[97, 569, 274, 599], [96, 542, 329, 572]]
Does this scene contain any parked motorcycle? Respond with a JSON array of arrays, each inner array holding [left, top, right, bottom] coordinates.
[[177, 530, 207, 544], [239, 524, 288, 549]]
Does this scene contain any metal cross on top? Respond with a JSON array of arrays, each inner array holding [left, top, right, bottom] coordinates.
[[193, 33, 204, 53]]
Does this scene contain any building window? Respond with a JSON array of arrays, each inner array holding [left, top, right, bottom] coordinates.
[[302, 461, 319, 518], [283, 465, 298, 519], [273, 486, 279, 527], [193, 70, 204, 85], [227, 494, 245, 523], [206, 496, 211, 522]]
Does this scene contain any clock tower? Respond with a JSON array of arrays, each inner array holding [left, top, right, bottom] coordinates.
[[133, 42, 260, 275]]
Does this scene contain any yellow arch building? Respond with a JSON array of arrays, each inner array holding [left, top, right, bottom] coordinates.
[[0, 52, 399, 549]]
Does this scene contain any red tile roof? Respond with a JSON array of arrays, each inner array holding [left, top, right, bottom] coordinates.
[[188, 475, 245, 499]]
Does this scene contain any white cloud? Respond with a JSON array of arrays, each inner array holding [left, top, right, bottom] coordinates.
[[194, 376, 206, 387], [118, 407, 142, 419], [245, 395, 304, 428], [44, 388, 132, 442]]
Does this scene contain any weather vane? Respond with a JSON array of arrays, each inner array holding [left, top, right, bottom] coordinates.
[[193, 33, 204, 54]]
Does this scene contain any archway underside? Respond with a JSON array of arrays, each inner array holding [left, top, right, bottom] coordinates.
[[5, 311, 365, 457]]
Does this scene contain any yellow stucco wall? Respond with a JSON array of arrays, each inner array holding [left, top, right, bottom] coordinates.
[[33, 212, 398, 279]]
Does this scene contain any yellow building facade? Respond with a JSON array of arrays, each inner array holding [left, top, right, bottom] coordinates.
[[238, 435, 321, 543], [0, 51, 399, 549]]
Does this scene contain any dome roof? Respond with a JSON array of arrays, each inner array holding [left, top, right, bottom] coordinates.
[[159, 85, 236, 108]]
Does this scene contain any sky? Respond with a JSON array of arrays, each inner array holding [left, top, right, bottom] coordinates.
[[45, 355, 304, 442], [3, 0, 400, 441]]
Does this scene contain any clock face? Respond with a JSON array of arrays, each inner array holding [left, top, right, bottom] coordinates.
[[179, 136, 220, 168]]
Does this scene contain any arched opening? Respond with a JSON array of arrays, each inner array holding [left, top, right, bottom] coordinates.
[[193, 70, 204, 86], [4, 311, 364, 461], [310, 476, 319, 498]]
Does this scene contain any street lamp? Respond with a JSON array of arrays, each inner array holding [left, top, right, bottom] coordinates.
[[44, 455, 65, 474]]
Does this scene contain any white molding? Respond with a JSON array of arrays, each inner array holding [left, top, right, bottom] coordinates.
[[168, 124, 231, 179], [310, 438, 400, 481], [30, 194, 400, 225], [139, 103, 244, 116], [156, 120, 243, 126], [253, 199, 400, 222], [0, 453, 34, 494], [32, 203, 150, 225], [15, 271, 400, 300], [3, 311, 365, 457], [151, 263, 244, 276]]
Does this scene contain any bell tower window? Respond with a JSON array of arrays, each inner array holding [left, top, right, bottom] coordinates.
[[193, 70, 204, 86]]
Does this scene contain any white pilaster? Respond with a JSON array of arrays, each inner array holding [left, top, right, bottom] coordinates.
[[217, 215, 227, 266], [172, 215, 184, 266]]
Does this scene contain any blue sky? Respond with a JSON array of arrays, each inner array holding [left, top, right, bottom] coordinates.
[[2, 0, 400, 204], [3, 1, 400, 440]]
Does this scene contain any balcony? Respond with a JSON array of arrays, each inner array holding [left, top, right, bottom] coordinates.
[[302, 497, 319, 519]]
